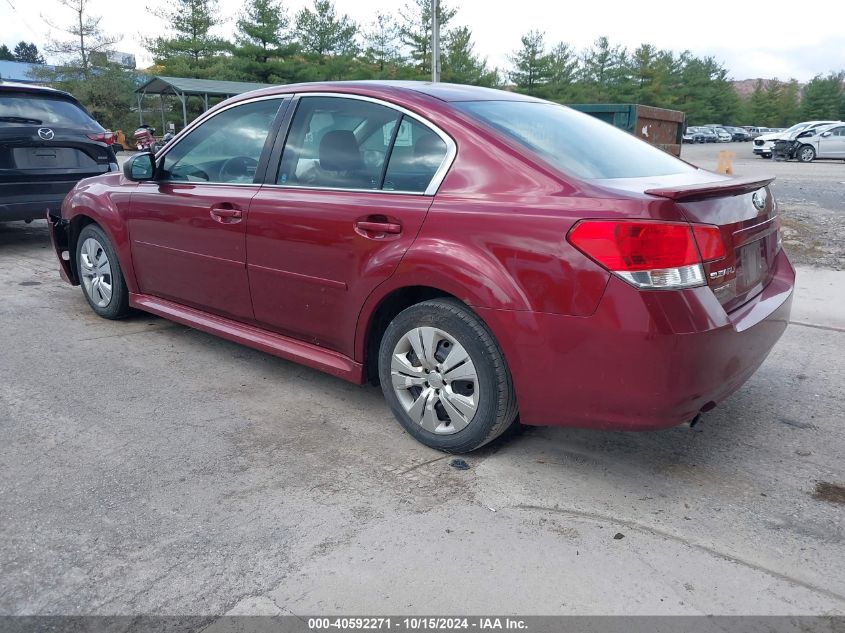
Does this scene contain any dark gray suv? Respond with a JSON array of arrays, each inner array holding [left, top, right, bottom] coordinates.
[[0, 81, 118, 222]]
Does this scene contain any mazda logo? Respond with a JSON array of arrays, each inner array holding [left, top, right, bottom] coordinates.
[[38, 128, 55, 140], [752, 190, 766, 211]]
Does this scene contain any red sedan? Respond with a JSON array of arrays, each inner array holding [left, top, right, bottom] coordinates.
[[48, 82, 794, 453]]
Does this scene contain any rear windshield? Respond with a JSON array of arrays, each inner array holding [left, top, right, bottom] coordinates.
[[455, 100, 694, 180], [0, 92, 101, 129]]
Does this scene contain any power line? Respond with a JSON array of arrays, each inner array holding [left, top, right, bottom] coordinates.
[[4, 0, 44, 43]]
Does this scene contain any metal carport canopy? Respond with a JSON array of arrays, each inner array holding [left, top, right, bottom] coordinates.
[[135, 75, 274, 128]]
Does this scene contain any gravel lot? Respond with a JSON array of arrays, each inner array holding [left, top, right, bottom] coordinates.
[[682, 142, 845, 269], [1, 147, 843, 620]]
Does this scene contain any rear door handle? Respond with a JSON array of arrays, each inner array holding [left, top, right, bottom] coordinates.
[[210, 205, 243, 223], [355, 220, 401, 234]]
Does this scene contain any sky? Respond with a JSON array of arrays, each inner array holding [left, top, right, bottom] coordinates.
[[4, 0, 845, 82]]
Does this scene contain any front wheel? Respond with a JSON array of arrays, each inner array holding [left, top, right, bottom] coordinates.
[[76, 223, 131, 319], [796, 145, 816, 163], [378, 299, 518, 453]]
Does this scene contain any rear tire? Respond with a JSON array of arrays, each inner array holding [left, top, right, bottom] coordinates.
[[378, 299, 518, 453], [76, 223, 131, 320], [796, 145, 816, 163]]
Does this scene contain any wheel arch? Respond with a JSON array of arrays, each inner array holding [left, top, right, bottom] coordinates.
[[358, 285, 455, 384], [63, 187, 138, 292]]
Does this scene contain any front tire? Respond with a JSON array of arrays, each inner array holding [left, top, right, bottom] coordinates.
[[796, 145, 816, 163], [378, 299, 518, 453], [76, 223, 131, 319]]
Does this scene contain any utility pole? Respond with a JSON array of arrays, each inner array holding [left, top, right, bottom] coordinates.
[[431, 0, 440, 82]]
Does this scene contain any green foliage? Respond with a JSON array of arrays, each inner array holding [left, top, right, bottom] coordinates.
[[0, 45, 13, 61], [14, 42, 46, 64], [400, 0, 457, 75], [802, 72, 845, 120], [36, 0, 844, 135], [294, 0, 358, 57], [509, 30, 551, 95], [441, 26, 496, 87], [363, 12, 404, 75], [146, 0, 227, 74]]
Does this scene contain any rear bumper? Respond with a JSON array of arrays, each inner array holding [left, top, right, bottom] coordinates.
[[0, 180, 77, 221], [0, 193, 68, 221], [479, 250, 795, 430]]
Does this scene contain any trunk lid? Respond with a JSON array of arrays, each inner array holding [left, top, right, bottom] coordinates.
[[595, 171, 780, 312], [0, 125, 112, 181], [644, 175, 779, 311]]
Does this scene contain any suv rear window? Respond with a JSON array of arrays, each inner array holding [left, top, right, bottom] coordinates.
[[455, 100, 694, 180], [0, 92, 102, 130]]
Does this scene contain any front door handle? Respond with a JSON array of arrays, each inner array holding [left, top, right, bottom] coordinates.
[[210, 205, 243, 224], [355, 220, 401, 234]]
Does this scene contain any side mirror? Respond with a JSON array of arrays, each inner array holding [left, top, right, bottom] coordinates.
[[821, 131, 832, 137], [123, 152, 156, 181]]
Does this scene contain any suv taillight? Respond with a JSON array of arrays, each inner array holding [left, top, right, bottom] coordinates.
[[87, 131, 114, 145], [567, 220, 725, 290]]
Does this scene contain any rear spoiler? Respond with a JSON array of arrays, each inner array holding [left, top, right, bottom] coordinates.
[[645, 175, 775, 202]]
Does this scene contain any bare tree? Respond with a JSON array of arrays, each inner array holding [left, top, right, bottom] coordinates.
[[44, 0, 120, 79]]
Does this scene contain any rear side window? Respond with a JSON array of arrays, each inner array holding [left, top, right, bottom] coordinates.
[[382, 118, 447, 193], [0, 93, 100, 129], [456, 100, 694, 180], [278, 96, 401, 190]]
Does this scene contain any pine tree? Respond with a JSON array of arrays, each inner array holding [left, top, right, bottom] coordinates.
[[13, 42, 46, 64], [441, 26, 495, 86], [540, 42, 578, 101], [363, 12, 403, 74], [802, 73, 844, 120], [509, 30, 551, 95], [0, 45, 14, 61], [146, 0, 226, 76], [399, 0, 456, 75], [294, 0, 358, 57]]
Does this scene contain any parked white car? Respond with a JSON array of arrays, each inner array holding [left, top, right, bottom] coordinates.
[[753, 121, 840, 158], [793, 123, 845, 162]]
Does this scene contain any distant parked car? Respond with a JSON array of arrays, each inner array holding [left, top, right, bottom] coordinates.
[[683, 127, 705, 143], [0, 81, 118, 222], [725, 126, 751, 142], [748, 127, 771, 139], [697, 127, 719, 143], [791, 123, 845, 162], [753, 121, 840, 158], [711, 127, 733, 142]]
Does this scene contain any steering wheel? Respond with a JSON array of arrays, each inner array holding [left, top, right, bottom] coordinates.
[[219, 156, 259, 183]]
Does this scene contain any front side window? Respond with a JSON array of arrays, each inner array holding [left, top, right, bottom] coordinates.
[[160, 98, 283, 184], [456, 100, 695, 180], [277, 96, 402, 190]]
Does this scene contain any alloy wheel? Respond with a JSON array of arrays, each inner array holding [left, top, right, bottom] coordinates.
[[390, 326, 480, 434], [79, 237, 113, 308]]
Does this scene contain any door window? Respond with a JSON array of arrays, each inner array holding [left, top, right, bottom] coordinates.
[[277, 96, 401, 190], [160, 98, 283, 184]]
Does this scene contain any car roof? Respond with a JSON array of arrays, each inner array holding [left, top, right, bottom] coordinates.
[[0, 80, 78, 101], [239, 80, 542, 104]]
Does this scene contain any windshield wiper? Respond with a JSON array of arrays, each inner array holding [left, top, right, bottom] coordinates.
[[0, 116, 44, 124]]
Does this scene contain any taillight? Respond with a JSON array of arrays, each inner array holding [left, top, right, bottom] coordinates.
[[87, 131, 114, 145], [567, 220, 727, 290]]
